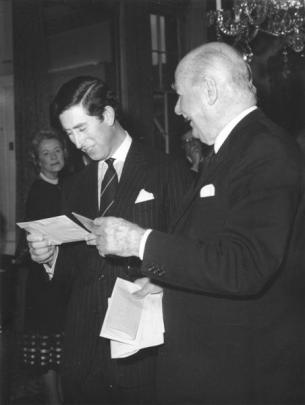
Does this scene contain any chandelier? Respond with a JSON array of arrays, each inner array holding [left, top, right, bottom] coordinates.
[[207, 0, 305, 62]]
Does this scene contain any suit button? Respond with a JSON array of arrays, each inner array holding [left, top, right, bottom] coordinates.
[[147, 264, 156, 272], [98, 274, 105, 280]]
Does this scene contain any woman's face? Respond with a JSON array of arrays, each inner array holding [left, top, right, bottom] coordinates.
[[37, 138, 65, 179]]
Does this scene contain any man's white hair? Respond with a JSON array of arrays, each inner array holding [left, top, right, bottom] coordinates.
[[176, 42, 257, 102]]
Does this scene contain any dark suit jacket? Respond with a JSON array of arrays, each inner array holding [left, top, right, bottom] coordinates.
[[142, 109, 305, 404], [52, 140, 192, 391]]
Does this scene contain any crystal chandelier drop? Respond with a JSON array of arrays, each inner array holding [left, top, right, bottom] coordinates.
[[207, 0, 305, 62]]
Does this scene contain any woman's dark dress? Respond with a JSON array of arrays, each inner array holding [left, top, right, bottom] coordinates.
[[22, 177, 67, 374]]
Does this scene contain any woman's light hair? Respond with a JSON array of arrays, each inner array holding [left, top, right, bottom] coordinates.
[[30, 129, 67, 171]]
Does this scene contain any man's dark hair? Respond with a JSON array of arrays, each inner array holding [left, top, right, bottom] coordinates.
[[50, 76, 121, 126]]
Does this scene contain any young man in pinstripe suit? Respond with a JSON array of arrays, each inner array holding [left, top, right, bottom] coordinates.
[[27, 76, 192, 404]]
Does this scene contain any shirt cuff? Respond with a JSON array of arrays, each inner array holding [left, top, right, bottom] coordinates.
[[139, 229, 152, 260], [43, 246, 59, 280]]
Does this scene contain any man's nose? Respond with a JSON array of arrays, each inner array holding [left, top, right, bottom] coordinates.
[[73, 131, 83, 149]]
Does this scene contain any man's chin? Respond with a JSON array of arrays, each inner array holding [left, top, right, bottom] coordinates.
[[88, 154, 99, 161], [85, 149, 97, 160]]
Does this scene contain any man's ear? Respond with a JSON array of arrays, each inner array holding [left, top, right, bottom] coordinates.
[[202, 77, 217, 105], [103, 106, 115, 126]]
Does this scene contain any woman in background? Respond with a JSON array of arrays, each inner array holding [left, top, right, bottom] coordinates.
[[22, 129, 68, 405], [181, 129, 203, 173]]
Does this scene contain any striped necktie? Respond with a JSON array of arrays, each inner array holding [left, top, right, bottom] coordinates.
[[99, 158, 118, 216]]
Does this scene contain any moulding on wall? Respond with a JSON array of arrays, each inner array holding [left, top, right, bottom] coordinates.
[[48, 21, 112, 73]]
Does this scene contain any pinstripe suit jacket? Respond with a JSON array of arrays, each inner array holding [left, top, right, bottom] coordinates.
[[52, 140, 192, 390]]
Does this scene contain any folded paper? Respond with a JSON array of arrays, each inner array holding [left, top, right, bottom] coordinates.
[[72, 212, 95, 232], [100, 277, 164, 358], [17, 213, 93, 244]]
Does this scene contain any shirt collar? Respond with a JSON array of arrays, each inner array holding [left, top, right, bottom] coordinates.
[[39, 172, 59, 185], [110, 131, 132, 163], [214, 106, 257, 153], [97, 132, 132, 186]]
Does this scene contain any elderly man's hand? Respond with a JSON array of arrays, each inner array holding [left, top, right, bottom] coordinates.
[[133, 277, 163, 298], [27, 232, 57, 266], [87, 217, 146, 258]]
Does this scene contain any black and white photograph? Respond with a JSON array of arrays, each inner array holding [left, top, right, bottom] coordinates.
[[1, 1, 305, 404]]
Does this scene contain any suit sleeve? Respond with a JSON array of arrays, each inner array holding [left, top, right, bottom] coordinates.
[[51, 175, 82, 287], [141, 141, 303, 297]]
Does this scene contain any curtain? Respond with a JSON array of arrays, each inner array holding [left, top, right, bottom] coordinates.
[[12, 0, 50, 222]]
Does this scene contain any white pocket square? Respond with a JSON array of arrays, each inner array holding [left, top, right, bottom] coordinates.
[[200, 184, 215, 198], [135, 189, 154, 203]]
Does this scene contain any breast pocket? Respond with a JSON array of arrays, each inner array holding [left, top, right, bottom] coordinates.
[[184, 195, 226, 239], [132, 198, 166, 229], [132, 199, 155, 225]]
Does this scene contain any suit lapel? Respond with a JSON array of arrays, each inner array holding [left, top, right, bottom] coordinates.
[[169, 150, 225, 231], [169, 109, 261, 231], [70, 161, 99, 218], [86, 161, 100, 217]]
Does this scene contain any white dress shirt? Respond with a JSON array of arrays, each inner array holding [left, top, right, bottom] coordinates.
[[214, 106, 257, 153]]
